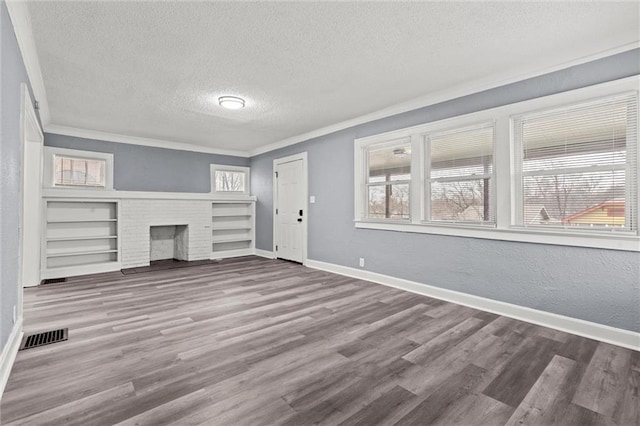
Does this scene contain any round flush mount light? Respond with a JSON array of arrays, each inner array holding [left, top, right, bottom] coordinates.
[[218, 96, 245, 110], [393, 147, 410, 157]]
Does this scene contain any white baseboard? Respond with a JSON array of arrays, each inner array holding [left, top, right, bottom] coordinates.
[[306, 259, 640, 351], [210, 248, 255, 260], [255, 249, 275, 259], [0, 318, 23, 399], [42, 262, 122, 280]]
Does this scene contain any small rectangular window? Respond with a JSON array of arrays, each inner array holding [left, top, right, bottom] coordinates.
[[513, 93, 638, 231], [427, 123, 495, 224], [215, 170, 246, 192], [366, 140, 411, 220], [53, 156, 106, 188], [210, 164, 250, 195]]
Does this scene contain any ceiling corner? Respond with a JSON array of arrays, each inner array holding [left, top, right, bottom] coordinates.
[[6, 0, 51, 126]]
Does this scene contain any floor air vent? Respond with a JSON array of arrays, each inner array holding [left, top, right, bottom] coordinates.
[[20, 328, 68, 350]]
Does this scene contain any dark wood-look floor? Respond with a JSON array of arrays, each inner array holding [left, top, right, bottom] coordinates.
[[1, 256, 638, 426]]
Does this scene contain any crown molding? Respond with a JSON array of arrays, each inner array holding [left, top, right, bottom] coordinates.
[[5, 0, 51, 126], [44, 124, 250, 158], [250, 42, 640, 157]]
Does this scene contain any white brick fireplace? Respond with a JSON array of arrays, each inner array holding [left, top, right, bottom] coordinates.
[[120, 199, 212, 268]]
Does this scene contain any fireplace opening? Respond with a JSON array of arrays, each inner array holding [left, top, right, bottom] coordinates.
[[150, 225, 189, 261]]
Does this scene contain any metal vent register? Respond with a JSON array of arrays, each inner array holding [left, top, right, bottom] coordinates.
[[19, 328, 68, 350]]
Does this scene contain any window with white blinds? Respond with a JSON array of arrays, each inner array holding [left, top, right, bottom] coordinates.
[[354, 77, 639, 251], [513, 93, 638, 231], [44, 147, 114, 190], [54, 155, 106, 187], [427, 123, 495, 224]]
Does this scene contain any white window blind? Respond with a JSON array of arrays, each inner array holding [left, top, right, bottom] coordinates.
[[513, 93, 638, 231], [427, 123, 495, 224], [366, 140, 411, 219], [54, 156, 106, 187]]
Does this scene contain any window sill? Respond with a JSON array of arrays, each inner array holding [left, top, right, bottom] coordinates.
[[354, 220, 640, 252]]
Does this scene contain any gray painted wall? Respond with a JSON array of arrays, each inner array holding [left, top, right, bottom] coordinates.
[[251, 48, 640, 333], [45, 134, 249, 193], [0, 1, 37, 354]]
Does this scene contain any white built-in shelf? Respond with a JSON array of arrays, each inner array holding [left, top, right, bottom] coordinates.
[[47, 235, 118, 242], [47, 218, 118, 223], [47, 249, 118, 258], [212, 237, 252, 244], [43, 200, 119, 275], [211, 201, 255, 258]]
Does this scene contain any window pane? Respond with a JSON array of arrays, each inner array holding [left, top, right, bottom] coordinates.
[[517, 93, 637, 230], [366, 141, 411, 220], [428, 124, 494, 223], [215, 170, 245, 192], [431, 179, 491, 222], [522, 100, 628, 170], [523, 170, 626, 228], [85, 160, 104, 185], [368, 142, 411, 183], [430, 126, 493, 179], [54, 156, 105, 187], [368, 183, 410, 219]]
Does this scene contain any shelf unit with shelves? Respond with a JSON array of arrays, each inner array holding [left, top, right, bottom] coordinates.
[[211, 201, 255, 258], [42, 199, 120, 278]]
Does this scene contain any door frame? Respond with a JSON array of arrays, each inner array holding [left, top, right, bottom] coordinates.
[[273, 152, 308, 265], [19, 82, 44, 301]]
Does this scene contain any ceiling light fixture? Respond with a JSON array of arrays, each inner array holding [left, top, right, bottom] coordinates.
[[393, 147, 410, 157], [218, 96, 245, 110]]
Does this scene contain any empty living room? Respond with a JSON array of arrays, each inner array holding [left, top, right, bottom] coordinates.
[[1, 1, 639, 425]]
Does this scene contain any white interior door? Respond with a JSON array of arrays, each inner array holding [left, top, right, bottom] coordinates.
[[274, 155, 307, 263]]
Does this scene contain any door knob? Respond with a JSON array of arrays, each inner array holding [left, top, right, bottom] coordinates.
[[297, 218, 302, 222]]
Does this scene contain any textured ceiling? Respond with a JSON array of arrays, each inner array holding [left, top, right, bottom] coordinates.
[[27, 1, 640, 154]]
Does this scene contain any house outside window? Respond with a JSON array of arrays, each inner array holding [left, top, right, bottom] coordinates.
[[513, 93, 637, 231]]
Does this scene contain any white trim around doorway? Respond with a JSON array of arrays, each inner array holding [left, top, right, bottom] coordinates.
[[273, 152, 309, 265]]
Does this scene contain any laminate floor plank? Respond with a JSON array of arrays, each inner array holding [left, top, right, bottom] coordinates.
[[394, 364, 488, 425], [403, 317, 486, 366], [337, 385, 417, 426], [505, 355, 577, 425], [573, 342, 631, 418], [481, 336, 561, 408], [617, 351, 640, 425], [431, 393, 513, 426], [2, 256, 636, 426]]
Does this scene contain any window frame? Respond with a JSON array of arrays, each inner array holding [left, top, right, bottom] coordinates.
[[511, 93, 636, 233], [364, 138, 412, 221], [354, 76, 639, 252], [210, 164, 251, 196], [424, 121, 497, 226], [44, 147, 114, 190]]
